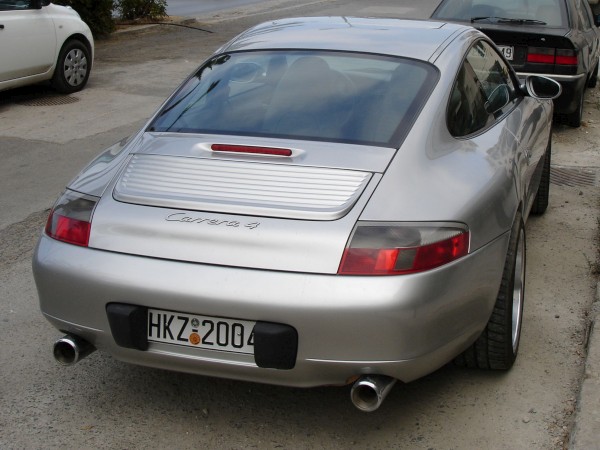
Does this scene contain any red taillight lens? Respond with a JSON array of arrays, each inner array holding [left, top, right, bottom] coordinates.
[[412, 234, 469, 271], [338, 224, 469, 275], [46, 214, 91, 246], [45, 190, 98, 247], [527, 47, 578, 66], [527, 47, 555, 64], [555, 49, 578, 65]]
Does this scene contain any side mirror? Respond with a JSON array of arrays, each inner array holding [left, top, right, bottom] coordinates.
[[522, 75, 562, 100]]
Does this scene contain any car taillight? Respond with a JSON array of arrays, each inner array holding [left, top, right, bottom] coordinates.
[[338, 224, 469, 275], [555, 49, 577, 65], [527, 47, 554, 64], [527, 47, 578, 66], [45, 190, 99, 247]]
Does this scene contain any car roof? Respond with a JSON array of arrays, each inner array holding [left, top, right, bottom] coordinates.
[[219, 17, 473, 61]]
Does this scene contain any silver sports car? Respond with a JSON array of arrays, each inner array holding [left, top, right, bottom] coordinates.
[[33, 17, 561, 411]]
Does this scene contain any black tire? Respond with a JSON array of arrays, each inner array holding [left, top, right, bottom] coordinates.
[[52, 39, 91, 94], [455, 213, 525, 370], [530, 143, 551, 215], [588, 64, 598, 89], [564, 87, 584, 128]]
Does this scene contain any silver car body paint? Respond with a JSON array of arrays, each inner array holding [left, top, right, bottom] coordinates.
[[33, 17, 553, 386]]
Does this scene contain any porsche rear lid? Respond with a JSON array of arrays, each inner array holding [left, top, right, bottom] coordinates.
[[112, 133, 391, 220], [87, 133, 392, 273], [114, 152, 370, 221]]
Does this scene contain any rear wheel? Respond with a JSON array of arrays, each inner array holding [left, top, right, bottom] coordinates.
[[588, 64, 598, 88], [530, 143, 551, 215], [52, 39, 91, 94], [455, 213, 525, 370], [564, 87, 584, 128]]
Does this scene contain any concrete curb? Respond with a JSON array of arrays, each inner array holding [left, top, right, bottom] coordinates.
[[569, 283, 600, 450]]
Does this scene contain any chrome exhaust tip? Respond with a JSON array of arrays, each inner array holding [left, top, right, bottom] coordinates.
[[53, 334, 96, 366], [350, 375, 397, 412]]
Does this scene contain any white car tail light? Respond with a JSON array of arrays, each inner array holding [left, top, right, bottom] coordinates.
[[338, 223, 469, 275], [45, 190, 98, 247]]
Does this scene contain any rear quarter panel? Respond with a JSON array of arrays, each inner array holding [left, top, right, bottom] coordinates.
[[360, 31, 552, 252]]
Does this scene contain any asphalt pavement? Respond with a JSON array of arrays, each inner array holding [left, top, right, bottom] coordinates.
[[166, 0, 266, 16], [569, 283, 600, 449]]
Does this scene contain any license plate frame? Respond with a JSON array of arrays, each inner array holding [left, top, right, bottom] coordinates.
[[148, 308, 256, 355], [498, 45, 514, 61]]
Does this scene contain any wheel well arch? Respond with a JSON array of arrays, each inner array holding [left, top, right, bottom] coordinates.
[[59, 34, 93, 65], [513, 201, 525, 229]]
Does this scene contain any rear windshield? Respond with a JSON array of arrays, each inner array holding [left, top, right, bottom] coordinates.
[[433, 0, 567, 27], [149, 51, 438, 147]]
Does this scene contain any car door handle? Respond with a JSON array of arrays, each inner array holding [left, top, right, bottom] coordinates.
[[0, 24, 5, 29]]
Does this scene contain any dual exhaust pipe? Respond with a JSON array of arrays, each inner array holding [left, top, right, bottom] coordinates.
[[350, 375, 397, 412], [53, 334, 96, 366], [53, 334, 396, 411]]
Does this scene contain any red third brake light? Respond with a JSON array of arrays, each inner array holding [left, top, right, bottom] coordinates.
[[338, 224, 469, 275], [45, 190, 98, 247], [211, 144, 292, 156]]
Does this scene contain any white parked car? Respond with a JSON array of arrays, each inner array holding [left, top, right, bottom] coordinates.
[[0, 0, 94, 94]]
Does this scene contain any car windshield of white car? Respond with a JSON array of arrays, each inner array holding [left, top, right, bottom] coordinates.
[[433, 0, 567, 28], [148, 51, 439, 147]]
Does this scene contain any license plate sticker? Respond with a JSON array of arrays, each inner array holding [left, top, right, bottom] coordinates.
[[498, 45, 514, 61], [148, 309, 256, 354]]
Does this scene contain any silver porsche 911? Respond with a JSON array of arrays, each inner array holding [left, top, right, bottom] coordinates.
[[33, 17, 561, 411]]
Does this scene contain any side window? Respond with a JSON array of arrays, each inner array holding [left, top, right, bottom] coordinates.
[[448, 40, 519, 137], [0, 1, 35, 11]]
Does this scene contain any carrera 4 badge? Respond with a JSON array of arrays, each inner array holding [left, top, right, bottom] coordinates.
[[166, 212, 260, 230]]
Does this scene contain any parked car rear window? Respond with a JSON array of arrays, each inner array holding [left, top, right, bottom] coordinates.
[[149, 51, 439, 147], [433, 0, 567, 27], [0, 0, 36, 10]]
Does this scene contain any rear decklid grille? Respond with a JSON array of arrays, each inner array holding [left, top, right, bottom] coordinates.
[[114, 154, 371, 220]]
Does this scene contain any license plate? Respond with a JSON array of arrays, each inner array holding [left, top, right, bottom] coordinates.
[[148, 308, 256, 354], [498, 45, 514, 61]]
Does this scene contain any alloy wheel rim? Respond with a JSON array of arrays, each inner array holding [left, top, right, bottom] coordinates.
[[512, 229, 525, 353], [63, 49, 88, 87]]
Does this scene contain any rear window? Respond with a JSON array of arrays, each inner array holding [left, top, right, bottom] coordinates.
[[433, 0, 567, 27], [149, 51, 438, 147]]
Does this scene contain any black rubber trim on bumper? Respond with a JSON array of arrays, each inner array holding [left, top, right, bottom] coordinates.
[[106, 303, 149, 351], [105, 303, 298, 370], [253, 321, 298, 370]]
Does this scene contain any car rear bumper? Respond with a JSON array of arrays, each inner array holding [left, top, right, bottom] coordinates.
[[518, 71, 587, 114], [33, 231, 509, 386]]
